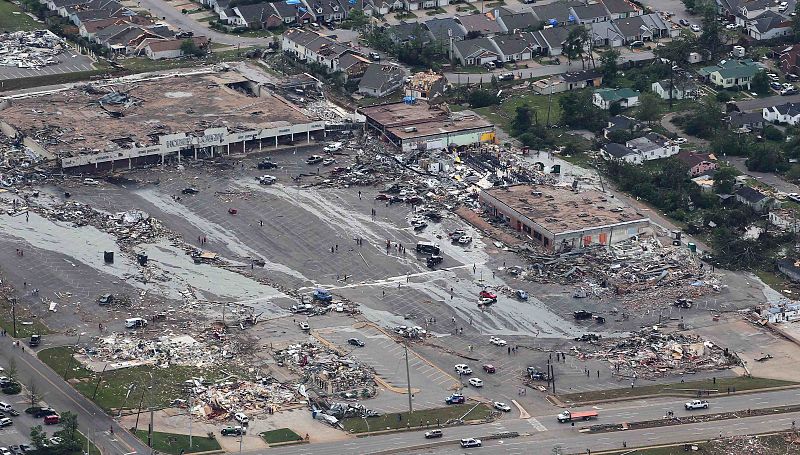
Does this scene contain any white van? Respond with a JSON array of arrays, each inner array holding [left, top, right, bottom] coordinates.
[[323, 142, 343, 153], [125, 317, 148, 329]]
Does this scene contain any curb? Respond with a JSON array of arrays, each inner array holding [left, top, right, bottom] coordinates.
[[351, 417, 490, 438], [557, 383, 800, 406]]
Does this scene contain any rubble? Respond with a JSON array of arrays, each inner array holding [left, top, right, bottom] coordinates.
[[576, 328, 738, 380], [0, 30, 66, 70], [274, 342, 376, 397]]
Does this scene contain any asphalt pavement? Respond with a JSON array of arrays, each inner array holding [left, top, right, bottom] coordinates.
[[736, 92, 800, 111], [727, 156, 800, 194], [0, 335, 148, 454]]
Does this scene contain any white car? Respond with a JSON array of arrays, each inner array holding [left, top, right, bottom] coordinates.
[[493, 402, 512, 412], [455, 364, 473, 375], [460, 438, 482, 448], [489, 336, 507, 346], [234, 412, 249, 425], [299, 322, 310, 331], [458, 235, 473, 245], [468, 377, 483, 387], [322, 158, 336, 166], [258, 175, 276, 185], [725, 23, 736, 29], [690, 24, 700, 32], [82, 178, 100, 185], [0, 417, 11, 427], [674, 137, 687, 144], [0, 447, 10, 455]]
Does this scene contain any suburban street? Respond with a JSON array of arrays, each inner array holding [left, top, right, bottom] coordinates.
[[135, 0, 268, 46], [0, 335, 148, 455], [736, 92, 800, 111]]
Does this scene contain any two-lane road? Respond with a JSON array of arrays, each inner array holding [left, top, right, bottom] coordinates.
[[0, 337, 148, 454]]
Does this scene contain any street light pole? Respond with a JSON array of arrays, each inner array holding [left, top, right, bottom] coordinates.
[[404, 343, 413, 413]]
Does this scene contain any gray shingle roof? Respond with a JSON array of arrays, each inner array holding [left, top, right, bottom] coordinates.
[[358, 63, 405, 94], [604, 142, 636, 158], [424, 18, 467, 41]]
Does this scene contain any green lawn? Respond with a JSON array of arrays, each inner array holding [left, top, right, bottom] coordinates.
[[0, 299, 50, 337], [0, 0, 41, 32], [39, 347, 226, 412], [473, 91, 566, 133], [134, 430, 220, 454], [559, 376, 797, 403], [261, 428, 303, 444], [119, 47, 260, 73], [342, 404, 492, 433], [74, 431, 102, 455]]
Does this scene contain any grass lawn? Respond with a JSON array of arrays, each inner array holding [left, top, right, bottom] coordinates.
[[119, 47, 259, 73], [39, 347, 227, 412], [559, 376, 797, 403], [342, 403, 492, 433], [74, 431, 102, 455], [261, 428, 303, 444], [0, 299, 50, 337], [0, 1, 41, 32], [474, 91, 566, 133], [134, 430, 220, 454]]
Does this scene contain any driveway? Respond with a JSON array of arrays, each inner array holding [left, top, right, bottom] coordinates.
[[136, 0, 268, 46]]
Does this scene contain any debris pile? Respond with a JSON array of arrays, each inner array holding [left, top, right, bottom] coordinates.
[[0, 30, 66, 69], [578, 328, 738, 379], [274, 343, 375, 396], [189, 377, 300, 418], [517, 237, 721, 308], [706, 434, 800, 455], [40, 201, 167, 247]]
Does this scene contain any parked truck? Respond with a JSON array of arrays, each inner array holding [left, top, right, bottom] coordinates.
[[557, 410, 598, 423], [684, 399, 709, 410]]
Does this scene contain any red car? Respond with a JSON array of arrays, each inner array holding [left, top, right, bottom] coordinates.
[[479, 290, 497, 300], [483, 364, 496, 373], [375, 194, 389, 200]]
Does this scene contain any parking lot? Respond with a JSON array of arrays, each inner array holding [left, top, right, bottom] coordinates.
[[0, 48, 94, 81]]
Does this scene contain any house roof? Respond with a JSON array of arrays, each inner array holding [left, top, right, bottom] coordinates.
[[390, 21, 430, 43], [74, 6, 128, 22], [271, 0, 304, 18], [644, 131, 670, 147], [530, 1, 581, 23], [105, 26, 151, 46], [604, 142, 637, 158], [741, 0, 772, 11], [595, 87, 640, 102], [736, 186, 769, 203], [613, 15, 649, 37], [750, 10, 791, 34], [536, 24, 577, 48], [424, 18, 467, 41], [358, 63, 405, 94], [236, 2, 278, 22], [454, 37, 499, 59], [337, 51, 369, 70], [570, 3, 609, 20], [626, 136, 660, 153], [490, 33, 536, 55], [653, 78, 698, 92], [50, 0, 89, 9], [589, 20, 623, 40], [496, 8, 538, 32], [600, 0, 639, 14], [699, 59, 762, 79], [146, 36, 208, 53], [640, 12, 668, 31], [727, 111, 764, 126], [605, 115, 640, 131], [284, 28, 322, 47], [773, 102, 800, 117], [457, 13, 503, 35], [676, 150, 715, 168]]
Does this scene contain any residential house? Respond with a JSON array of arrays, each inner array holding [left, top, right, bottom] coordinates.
[[612, 13, 670, 43], [726, 111, 765, 131], [747, 10, 792, 41], [42, 0, 86, 14], [569, 3, 610, 24], [588, 20, 623, 47], [764, 299, 800, 323], [763, 102, 800, 125], [600, 0, 640, 19], [233, 3, 284, 29], [389, 22, 430, 44], [530, 1, 581, 26], [603, 114, 644, 138], [272, 0, 314, 25], [601, 142, 641, 163], [94, 24, 167, 55], [219, 8, 242, 25], [424, 18, 467, 43], [405, 70, 446, 100], [561, 68, 603, 90], [535, 24, 579, 56], [452, 37, 500, 66], [204, 0, 231, 14], [337, 52, 371, 80], [735, 186, 774, 213], [309, 0, 344, 23], [626, 132, 678, 161], [698, 59, 762, 89], [592, 87, 640, 109], [78, 15, 153, 39], [490, 33, 537, 62], [736, 0, 774, 25], [142, 36, 209, 60], [456, 13, 504, 37], [358, 63, 406, 97], [496, 8, 538, 33], [779, 44, 800, 76], [676, 150, 718, 176], [651, 79, 699, 100], [769, 209, 800, 233], [691, 174, 715, 192], [281, 28, 353, 73]]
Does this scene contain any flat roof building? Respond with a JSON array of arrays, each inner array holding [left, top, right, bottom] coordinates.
[[479, 184, 650, 251], [0, 71, 324, 172], [359, 101, 495, 152]]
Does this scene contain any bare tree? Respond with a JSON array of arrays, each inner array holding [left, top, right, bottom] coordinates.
[[7, 358, 17, 381], [27, 379, 41, 408]]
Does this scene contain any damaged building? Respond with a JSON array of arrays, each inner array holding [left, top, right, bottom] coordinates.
[[479, 184, 650, 252], [359, 101, 495, 152], [0, 71, 325, 173]]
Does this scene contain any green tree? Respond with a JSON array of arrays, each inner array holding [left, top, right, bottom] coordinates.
[[682, 96, 722, 138], [751, 70, 770, 95], [512, 106, 533, 134], [30, 425, 47, 449], [57, 411, 80, 444], [180, 39, 205, 58], [764, 124, 785, 142], [794, 3, 800, 40], [636, 93, 663, 124], [600, 49, 620, 84], [559, 91, 608, 132], [699, 5, 723, 58], [563, 27, 590, 67], [713, 166, 738, 193], [653, 31, 697, 66], [747, 146, 789, 173], [467, 89, 499, 108], [345, 9, 370, 31]]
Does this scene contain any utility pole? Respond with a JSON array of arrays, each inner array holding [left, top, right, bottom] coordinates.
[[188, 389, 193, 449], [404, 343, 413, 413], [11, 298, 16, 338], [546, 84, 553, 128], [91, 363, 108, 400]]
